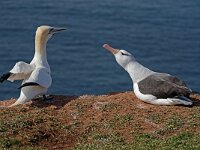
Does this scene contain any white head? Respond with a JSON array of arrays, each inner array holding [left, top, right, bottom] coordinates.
[[103, 44, 135, 69], [35, 25, 66, 44]]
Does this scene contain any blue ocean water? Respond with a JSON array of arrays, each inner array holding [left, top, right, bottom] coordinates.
[[0, 0, 200, 100]]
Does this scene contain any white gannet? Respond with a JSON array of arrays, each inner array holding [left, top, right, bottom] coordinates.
[[103, 44, 193, 106], [0, 25, 65, 107]]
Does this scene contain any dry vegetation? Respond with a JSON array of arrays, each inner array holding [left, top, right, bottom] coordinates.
[[0, 92, 200, 149]]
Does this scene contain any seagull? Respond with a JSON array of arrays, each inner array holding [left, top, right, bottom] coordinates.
[[0, 25, 65, 107], [103, 44, 193, 106]]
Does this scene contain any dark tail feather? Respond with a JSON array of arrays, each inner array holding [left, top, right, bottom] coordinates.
[[176, 96, 193, 105], [18, 82, 40, 89], [0, 72, 12, 83]]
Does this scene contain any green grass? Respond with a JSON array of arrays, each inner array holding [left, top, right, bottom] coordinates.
[[73, 108, 200, 150], [75, 133, 126, 150], [0, 108, 62, 149], [147, 114, 162, 124], [99, 102, 120, 111], [75, 132, 200, 150], [114, 114, 133, 124], [166, 115, 184, 131]]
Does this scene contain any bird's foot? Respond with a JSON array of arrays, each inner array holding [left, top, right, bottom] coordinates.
[[32, 95, 54, 103], [42, 95, 54, 103]]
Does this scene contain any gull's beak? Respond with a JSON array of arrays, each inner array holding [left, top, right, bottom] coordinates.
[[103, 44, 120, 55], [51, 27, 66, 33]]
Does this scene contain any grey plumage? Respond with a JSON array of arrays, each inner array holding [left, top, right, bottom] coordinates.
[[138, 73, 191, 99]]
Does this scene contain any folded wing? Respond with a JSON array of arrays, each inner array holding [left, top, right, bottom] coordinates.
[[138, 73, 191, 99], [23, 67, 52, 88]]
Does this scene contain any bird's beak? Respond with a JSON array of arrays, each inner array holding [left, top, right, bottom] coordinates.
[[103, 44, 119, 55], [51, 27, 66, 33]]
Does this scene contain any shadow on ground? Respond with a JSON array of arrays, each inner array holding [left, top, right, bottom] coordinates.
[[31, 95, 79, 109]]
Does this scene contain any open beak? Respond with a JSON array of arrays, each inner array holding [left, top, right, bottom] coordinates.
[[51, 27, 66, 33], [103, 44, 119, 55]]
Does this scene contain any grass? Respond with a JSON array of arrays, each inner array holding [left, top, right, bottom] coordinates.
[[166, 115, 184, 130], [147, 114, 162, 124], [75, 133, 126, 150], [0, 92, 199, 149], [75, 132, 200, 150], [0, 106, 64, 149]]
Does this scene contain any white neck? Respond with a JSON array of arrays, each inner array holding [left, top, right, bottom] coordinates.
[[35, 41, 46, 58], [125, 61, 154, 83], [31, 34, 50, 70]]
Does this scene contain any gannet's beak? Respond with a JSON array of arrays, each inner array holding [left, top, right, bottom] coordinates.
[[103, 44, 119, 55], [51, 27, 66, 34]]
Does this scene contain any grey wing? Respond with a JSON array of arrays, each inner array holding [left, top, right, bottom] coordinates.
[[138, 73, 191, 99], [159, 73, 188, 87]]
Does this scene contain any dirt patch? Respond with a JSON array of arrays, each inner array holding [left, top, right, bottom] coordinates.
[[0, 92, 200, 149]]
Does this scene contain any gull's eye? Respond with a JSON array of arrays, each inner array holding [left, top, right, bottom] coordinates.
[[121, 52, 129, 56]]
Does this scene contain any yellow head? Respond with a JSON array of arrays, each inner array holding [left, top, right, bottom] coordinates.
[[35, 25, 66, 43]]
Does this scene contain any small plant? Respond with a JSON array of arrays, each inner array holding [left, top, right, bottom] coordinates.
[[99, 102, 119, 111], [1, 138, 11, 149], [147, 114, 161, 124], [0, 138, 21, 149], [113, 114, 133, 126], [166, 115, 184, 131], [0, 122, 7, 132]]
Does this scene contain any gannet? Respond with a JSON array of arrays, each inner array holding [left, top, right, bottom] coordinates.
[[103, 44, 193, 106], [0, 25, 65, 107]]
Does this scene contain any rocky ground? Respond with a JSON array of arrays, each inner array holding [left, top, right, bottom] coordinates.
[[0, 92, 200, 149]]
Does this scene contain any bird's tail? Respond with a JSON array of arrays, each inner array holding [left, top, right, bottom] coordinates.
[[8, 92, 30, 107], [172, 96, 193, 106], [8, 86, 47, 107]]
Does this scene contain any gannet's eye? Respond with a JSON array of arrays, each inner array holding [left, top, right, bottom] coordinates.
[[49, 28, 54, 34]]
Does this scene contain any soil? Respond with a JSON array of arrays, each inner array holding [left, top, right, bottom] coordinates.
[[0, 91, 200, 149]]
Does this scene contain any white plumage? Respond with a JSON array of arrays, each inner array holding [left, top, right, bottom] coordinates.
[[0, 25, 65, 107], [24, 67, 52, 88], [8, 62, 34, 82]]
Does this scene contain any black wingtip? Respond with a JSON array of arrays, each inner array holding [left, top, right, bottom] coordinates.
[[0, 72, 12, 83], [18, 82, 40, 89]]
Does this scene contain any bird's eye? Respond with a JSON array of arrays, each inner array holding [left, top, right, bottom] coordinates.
[[121, 52, 129, 56], [48, 28, 54, 34]]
